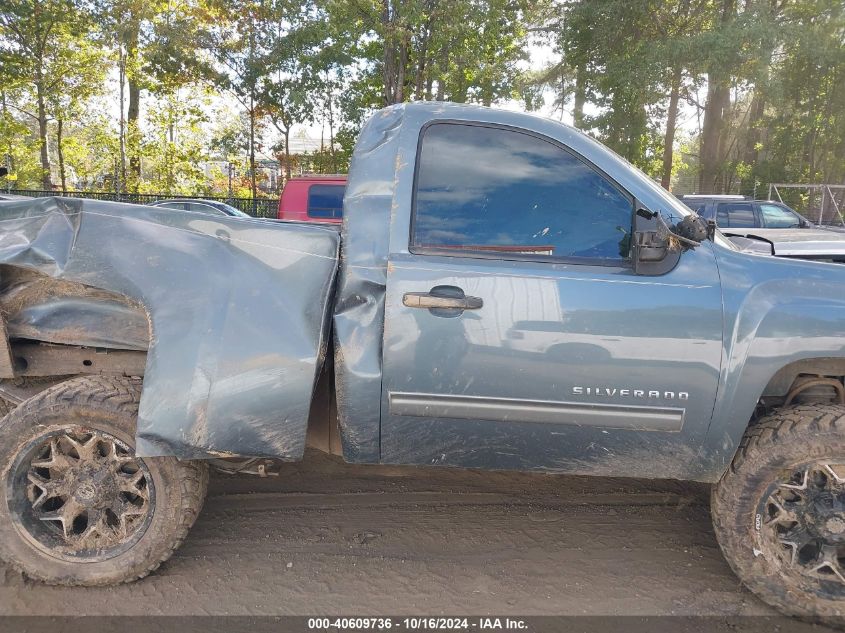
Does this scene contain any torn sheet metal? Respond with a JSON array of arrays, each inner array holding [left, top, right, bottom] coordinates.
[[332, 105, 404, 462], [0, 197, 339, 460], [0, 267, 150, 350]]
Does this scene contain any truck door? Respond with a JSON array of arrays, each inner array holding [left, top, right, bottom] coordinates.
[[379, 121, 724, 479]]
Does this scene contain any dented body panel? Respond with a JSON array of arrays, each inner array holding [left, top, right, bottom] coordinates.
[[0, 196, 338, 460], [2, 103, 845, 484], [0, 267, 149, 351]]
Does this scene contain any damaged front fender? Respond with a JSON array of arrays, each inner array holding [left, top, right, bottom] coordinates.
[[0, 197, 339, 460]]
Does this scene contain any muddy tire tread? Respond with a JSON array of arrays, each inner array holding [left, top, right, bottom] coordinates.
[[0, 375, 208, 586], [712, 403, 845, 618]]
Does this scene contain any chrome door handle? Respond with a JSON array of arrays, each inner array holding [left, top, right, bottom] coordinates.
[[403, 292, 483, 310]]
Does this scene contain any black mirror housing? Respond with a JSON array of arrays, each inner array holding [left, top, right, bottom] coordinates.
[[673, 214, 709, 243], [632, 230, 681, 275]]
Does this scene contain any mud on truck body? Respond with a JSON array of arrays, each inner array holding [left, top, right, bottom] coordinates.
[[1, 103, 845, 618]]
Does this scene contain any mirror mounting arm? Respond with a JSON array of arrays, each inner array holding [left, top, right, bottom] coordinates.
[[632, 207, 709, 276]]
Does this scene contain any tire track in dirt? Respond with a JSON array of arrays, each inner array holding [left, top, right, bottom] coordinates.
[[0, 451, 774, 617]]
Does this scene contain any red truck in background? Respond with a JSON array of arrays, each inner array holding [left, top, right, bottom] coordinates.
[[277, 175, 347, 223]]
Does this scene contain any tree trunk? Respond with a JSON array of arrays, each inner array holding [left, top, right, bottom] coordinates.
[[453, 58, 467, 103], [247, 19, 258, 211], [326, 86, 336, 173], [741, 91, 764, 165], [35, 79, 52, 190], [739, 0, 780, 190], [660, 67, 682, 190], [573, 64, 586, 129], [166, 103, 175, 193], [127, 20, 141, 191], [396, 28, 408, 103], [118, 49, 126, 194], [699, 79, 730, 193], [249, 97, 257, 201], [1, 92, 13, 188], [57, 118, 66, 192], [698, 0, 736, 194], [435, 53, 447, 100], [382, 0, 397, 104], [284, 127, 291, 182], [318, 125, 325, 174], [415, 24, 430, 100]]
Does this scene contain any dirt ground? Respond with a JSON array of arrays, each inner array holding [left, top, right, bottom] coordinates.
[[0, 450, 805, 622]]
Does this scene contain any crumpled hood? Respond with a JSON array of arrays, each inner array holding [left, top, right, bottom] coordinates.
[[724, 227, 845, 260]]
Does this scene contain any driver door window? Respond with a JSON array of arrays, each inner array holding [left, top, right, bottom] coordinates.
[[411, 123, 634, 263]]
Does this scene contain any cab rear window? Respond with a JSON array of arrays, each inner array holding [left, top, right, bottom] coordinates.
[[716, 202, 756, 228], [307, 184, 345, 219]]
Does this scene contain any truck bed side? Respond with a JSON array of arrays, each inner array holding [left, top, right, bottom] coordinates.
[[0, 196, 339, 460]]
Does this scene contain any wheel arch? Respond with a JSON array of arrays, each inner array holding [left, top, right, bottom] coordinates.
[[702, 253, 845, 481], [0, 264, 151, 353], [761, 357, 845, 399], [0, 265, 150, 404]]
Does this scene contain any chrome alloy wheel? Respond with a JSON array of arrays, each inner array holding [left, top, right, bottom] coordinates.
[[759, 461, 845, 595], [7, 427, 154, 561]]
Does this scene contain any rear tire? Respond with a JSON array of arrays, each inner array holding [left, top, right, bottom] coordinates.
[[0, 375, 208, 585], [713, 404, 845, 618]]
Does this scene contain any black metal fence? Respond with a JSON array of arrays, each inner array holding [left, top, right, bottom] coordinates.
[[3, 190, 279, 219]]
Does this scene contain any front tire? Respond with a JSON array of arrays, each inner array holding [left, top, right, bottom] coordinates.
[[0, 375, 208, 585], [713, 404, 845, 617]]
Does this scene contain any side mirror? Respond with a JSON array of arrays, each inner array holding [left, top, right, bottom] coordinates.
[[633, 230, 678, 274], [632, 210, 709, 275]]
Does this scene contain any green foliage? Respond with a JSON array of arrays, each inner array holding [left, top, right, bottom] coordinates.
[[58, 112, 120, 189], [140, 89, 211, 195], [1, 0, 843, 197], [326, 0, 536, 147], [0, 103, 42, 187]]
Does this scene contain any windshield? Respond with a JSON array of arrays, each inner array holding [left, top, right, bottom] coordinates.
[[760, 203, 802, 228], [219, 203, 250, 217]]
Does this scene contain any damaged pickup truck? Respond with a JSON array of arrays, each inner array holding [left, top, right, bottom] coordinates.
[[2, 103, 845, 619]]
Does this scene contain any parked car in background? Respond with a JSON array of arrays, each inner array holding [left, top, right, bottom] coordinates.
[[680, 195, 845, 263], [148, 198, 250, 217], [278, 175, 346, 223], [679, 195, 816, 229]]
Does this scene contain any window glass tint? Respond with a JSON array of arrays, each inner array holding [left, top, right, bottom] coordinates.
[[187, 202, 224, 215], [412, 123, 633, 260], [157, 202, 186, 211], [715, 202, 756, 228], [307, 184, 345, 219], [759, 203, 801, 228]]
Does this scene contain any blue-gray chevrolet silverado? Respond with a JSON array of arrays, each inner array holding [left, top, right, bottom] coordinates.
[[0, 103, 844, 619]]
